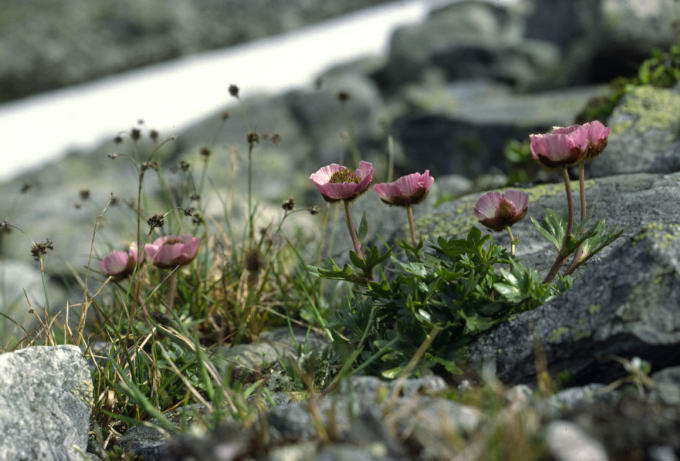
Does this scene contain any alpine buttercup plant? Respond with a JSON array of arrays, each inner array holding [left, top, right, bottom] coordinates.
[[144, 235, 200, 269], [100, 243, 141, 279], [474, 190, 528, 255], [374, 170, 434, 246], [310, 161, 374, 259], [529, 121, 618, 282]]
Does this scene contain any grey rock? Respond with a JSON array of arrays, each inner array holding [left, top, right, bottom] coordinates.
[[542, 384, 608, 417], [523, 0, 602, 53], [591, 85, 680, 178], [215, 327, 330, 381], [382, 1, 558, 90], [524, 0, 678, 85], [649, 446, 678, 461], [268, 442, 318, 461], [546, 420, 609, 461], [283, 73, 383, 165], [267, 375, 480, 454], [419, 172, 680, 384], [119, 403, 210, 460], [0, 0, 392, 102], [0, 345, 93, 460], [393, 82, 602, 178], [563, 392, 680, 459], [652, 366, 680, 406], [430, 174, 473, 202]]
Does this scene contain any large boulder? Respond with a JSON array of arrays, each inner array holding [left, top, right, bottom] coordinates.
[[524, 0, 679, 85], [590, 84, 680, 177], [0, 345, 93, 460], [418, 172, 680, 385], [392, 82, 601, 179], [382, 1, 559, 91]]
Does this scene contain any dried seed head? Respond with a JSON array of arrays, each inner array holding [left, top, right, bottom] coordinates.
[[228, 84, 240, 99], [137, 119, 145, 126], [0, 220, 11, 234], [109, 194, 119, 207], [247, 132, 259, 146], [337, 90, 350, 102], [282, 198, 295, 211], [74, 203, 82, 210], [20, 183, 32, 194], [141, 161, 159, 172], [79, 189, 90, 201], [179, 160, 191, 171], [191, 213, 204, 225], [183, 207, 195, 217], [31, 239, 54, 261], [113, 136, 123, 144], [245, 248, 262, 273], [189, 193, 201, 202], [271, 133, 282, 145], [150, 130, 159, 142], [130, 128, 142, 141], [309, 205, 320, 215], [200, 147, 211, 158], [147, 214, 165, 230]]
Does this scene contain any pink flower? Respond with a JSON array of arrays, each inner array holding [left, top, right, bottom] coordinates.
[[309, 161, 374, 202], [144, 235, 200, 269], [580, 120, 610, 160], [530, 126, 589, 168], [374, 170, 434, 207], [474, 190, 529, 232], [100, 243, 140, 278]]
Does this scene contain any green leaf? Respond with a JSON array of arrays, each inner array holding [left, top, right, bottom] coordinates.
[[358, 212, 369, 241]]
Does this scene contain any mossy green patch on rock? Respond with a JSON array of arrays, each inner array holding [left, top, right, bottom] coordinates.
[[418, 179, 597, 241], [588, 304, 602, 315], [632, 222, 680, 250], [418, 194, 479, 240], [548, 327, 570, 344], [611, 86, 680, 137]]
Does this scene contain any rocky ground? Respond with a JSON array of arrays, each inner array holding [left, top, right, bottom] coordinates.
[[1, 0, 680, 459], [0, 0, 391, 102]]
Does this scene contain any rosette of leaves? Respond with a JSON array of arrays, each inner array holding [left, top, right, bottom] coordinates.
[[319, 228, 571, 378]]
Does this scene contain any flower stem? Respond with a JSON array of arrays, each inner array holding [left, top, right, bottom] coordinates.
[[567, 162, 588, 274], [247, 142, 254, 245], [136, 171, 145, 264], [505, 225, 516, 256], [406, 205, 418, 247], [166, 272, 177, 310], [578, 161, 587, 222], [343, 200, 364, 259], [544, 167, 574, 283]]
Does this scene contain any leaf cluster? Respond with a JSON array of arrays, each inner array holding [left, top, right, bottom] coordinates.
[[322, 228, 569, 378]]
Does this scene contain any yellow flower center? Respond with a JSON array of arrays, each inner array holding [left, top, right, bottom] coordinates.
[[329, 169, 360, 184]]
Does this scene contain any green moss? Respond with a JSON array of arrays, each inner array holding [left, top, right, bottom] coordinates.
[[632, 222, 680, 249], [588, 304, 602, 315], [611, 86, 680, 137], [547, 327, 569, 344]]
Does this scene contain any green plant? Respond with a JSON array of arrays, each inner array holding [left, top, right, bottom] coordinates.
[[578, 43, 680, 124], [317, 228, 571, 378]]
